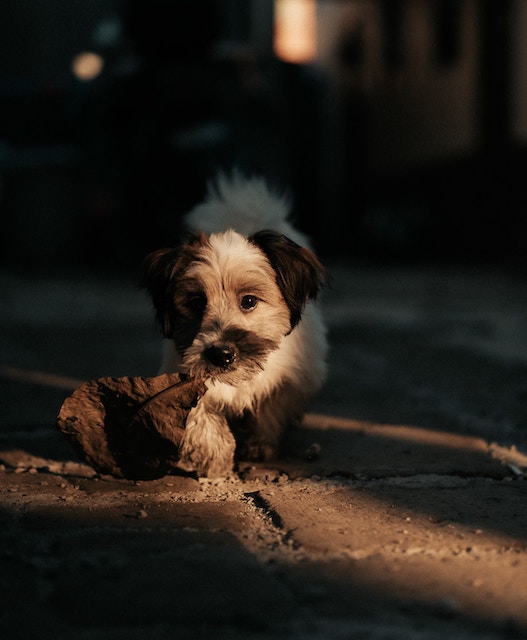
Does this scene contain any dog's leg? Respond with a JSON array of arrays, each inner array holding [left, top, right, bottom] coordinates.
[[178, 399, 236, 477], [240, 384, 308, 462]]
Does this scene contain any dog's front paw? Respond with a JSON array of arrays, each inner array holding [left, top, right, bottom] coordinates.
[[179, 403, 236, 477], [178, 446, 234, 477]]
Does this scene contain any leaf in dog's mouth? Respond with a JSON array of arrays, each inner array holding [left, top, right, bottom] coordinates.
[[56, 373, 206, 480]]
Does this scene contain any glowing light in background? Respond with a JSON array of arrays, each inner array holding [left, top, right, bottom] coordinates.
[[71, 51, 104, 81], [274, 0, 317, 64]]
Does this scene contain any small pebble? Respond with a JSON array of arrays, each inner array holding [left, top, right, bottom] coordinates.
[[305, 443, 321, 461]]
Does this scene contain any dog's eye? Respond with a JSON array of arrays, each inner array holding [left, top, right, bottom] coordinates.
[[185, 293, 206, 313], [240, 294, 258, 311]]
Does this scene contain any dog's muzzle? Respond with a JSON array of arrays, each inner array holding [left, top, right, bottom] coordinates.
[[203, 344, 236, 368]]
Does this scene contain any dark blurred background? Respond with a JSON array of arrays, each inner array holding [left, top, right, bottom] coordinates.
[[1, 0, 526, 270]]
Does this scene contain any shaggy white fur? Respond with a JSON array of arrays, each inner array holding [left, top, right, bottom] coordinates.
[[143, 172, 328, 476]]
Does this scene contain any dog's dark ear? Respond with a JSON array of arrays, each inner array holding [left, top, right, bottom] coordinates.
[[249, 230, 327, 329], [142, 233, 206, 338], [142, 247, 181, 338]]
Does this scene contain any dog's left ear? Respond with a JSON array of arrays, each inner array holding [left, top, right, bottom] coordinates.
[[249, 230, 327, 329]]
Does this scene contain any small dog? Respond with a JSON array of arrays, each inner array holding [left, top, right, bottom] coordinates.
[[142, 172, 328, 476]]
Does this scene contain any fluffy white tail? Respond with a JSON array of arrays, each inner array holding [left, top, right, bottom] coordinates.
[[184, 171, 310, 247]]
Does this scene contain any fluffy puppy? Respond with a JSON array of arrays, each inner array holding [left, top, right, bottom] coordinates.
[[143, 173, 327, 476]]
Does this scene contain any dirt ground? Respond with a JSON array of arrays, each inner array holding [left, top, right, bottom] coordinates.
[[1, 263, 527, 639]]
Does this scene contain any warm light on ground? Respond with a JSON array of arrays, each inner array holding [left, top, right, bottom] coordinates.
[[274, 0, 317, 64], [1, 366, 83, 390]]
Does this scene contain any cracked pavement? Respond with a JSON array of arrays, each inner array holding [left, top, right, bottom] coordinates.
[[1, 263, 527, 639]]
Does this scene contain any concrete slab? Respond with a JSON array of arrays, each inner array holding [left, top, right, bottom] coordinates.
[[2, 265, 527, 639]]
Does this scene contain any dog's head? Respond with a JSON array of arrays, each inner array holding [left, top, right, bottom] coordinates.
[[142, 229, 326, 384]]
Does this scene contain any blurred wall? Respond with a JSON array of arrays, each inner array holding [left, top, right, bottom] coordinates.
[[0, 0, 526, 268]]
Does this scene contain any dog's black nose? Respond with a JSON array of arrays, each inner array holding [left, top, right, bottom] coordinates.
[[204, 345, 236, 368]]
